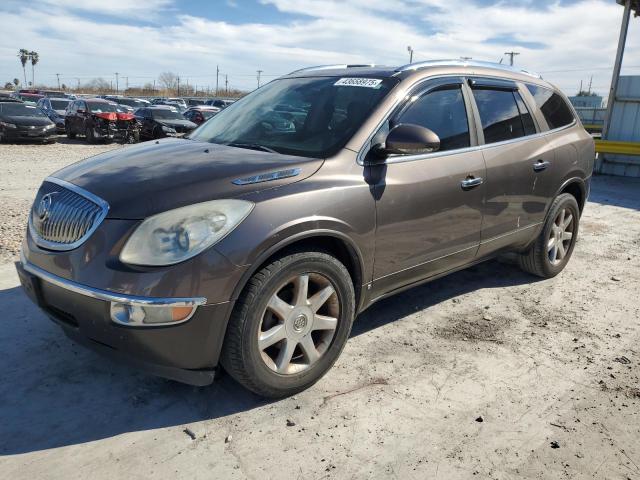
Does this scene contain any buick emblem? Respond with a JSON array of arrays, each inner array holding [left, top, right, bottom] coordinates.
[[37, 192, 58, 221]]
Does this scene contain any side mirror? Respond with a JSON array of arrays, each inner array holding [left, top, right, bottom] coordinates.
[[373, 123, 440, 157]]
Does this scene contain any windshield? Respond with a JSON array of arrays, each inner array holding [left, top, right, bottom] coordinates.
[[151, 109, 184, 120], [87, 102, 117, 113], [188, 76, 398, 158], [0, 103, 46, 116], [50, 99, 70, 110], [201, 110, 216, 119]]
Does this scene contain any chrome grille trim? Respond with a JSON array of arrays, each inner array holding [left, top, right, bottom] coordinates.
[[28, 177, 109, 251]]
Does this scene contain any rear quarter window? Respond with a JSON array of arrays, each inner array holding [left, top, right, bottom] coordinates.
[[526, 84, 574, 130]]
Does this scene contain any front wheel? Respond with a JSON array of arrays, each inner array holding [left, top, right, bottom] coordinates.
[[85, 126, 96, 144], [519, 193, 580, 278], [221, 251, 355, 398]]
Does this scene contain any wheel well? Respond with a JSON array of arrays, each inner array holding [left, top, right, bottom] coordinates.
[[560, 181, 585, 212], [245, 235, 363, 309]]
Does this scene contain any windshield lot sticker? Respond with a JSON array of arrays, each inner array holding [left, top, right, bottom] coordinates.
[[334, 78, 383, 88]]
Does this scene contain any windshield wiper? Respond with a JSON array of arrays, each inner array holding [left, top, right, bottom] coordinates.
[[225, 142, 278, 154]]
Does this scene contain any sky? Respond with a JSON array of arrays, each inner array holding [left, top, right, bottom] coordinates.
[[1, 0, 639, 96]]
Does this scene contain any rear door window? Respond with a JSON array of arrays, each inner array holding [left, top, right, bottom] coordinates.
[[393, 86, 470, 151], [472, 88, 532, 144], [526, 84, 574, 129]]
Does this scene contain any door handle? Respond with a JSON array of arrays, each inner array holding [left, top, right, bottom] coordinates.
[[533, 160, 551, 171], [460, 176, 483, 190]]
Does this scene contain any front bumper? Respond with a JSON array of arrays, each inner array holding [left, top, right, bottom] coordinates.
[[16, 259, 233, 386], [2, 126, 56, 141]]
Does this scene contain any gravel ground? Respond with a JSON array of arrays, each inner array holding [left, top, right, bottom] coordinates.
[[0, 137, 122, 263], [0, 142, 639, 479]]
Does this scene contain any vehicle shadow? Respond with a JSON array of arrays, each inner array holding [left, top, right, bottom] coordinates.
[[0, 282, 269, 456], [352, 258, 539, 336], [0, 257, 535, 456]]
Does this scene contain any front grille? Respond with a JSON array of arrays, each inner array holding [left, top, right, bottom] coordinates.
[[29, 179, 109, 251]]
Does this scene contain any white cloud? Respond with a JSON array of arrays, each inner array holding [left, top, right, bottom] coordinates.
[[0, 0, 638, 94]]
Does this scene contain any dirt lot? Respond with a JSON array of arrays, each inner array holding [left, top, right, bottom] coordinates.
[[0, 141, 639, 479]]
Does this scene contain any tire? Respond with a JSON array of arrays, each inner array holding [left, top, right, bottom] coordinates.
[[66, 126, 76, 139], [519, 193, 580, 278], [85, 126, 95, 144], [221, 251, 356, 398]]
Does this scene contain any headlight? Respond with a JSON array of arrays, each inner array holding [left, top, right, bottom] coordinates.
[[0, 121, 17, 129], [162, 125, 176, 133], [120, 199, 254, 266], [44, 124, 55, 130]]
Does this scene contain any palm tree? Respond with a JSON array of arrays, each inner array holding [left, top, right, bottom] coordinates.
[[13, 78, 20, 87], [30, 51, 39, 87], [18, 49, 29, 86]]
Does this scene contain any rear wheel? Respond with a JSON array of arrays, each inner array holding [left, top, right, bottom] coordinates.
[[65, 125, 76, 139], [519, 193, 580, 278], [221, 251, 355, 398]]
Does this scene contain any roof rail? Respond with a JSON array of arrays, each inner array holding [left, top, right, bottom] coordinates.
[[287, 64, 377, 75], [395, 59, 542, 79]]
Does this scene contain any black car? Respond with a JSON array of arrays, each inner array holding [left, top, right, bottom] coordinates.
[[65, 98, 119, 143], [36, 97, 72, 133], [0, 101, 56, 143], [205, 99, 233, 109], [135, 107, 197, 140]]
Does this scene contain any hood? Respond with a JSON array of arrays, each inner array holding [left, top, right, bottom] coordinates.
[[4, 116, 53, 127], [158, 119, 197, 129], [51, 138, 324, 219]]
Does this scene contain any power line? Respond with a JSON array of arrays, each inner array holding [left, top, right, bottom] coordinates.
[[504, 51, 520, 66]]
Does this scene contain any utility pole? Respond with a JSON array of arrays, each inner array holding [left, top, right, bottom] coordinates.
[[56, 73, 60, 90], [407, 46, 414, 63], [257, 70, 263, 88], [504, 51, 520, 66], [225, 74, 228, 95], [216, 65, 219, 95], [588, 75, 593, 95], [579, 79, 583, 93], [603, 0, 633, 141], [177, 76, 180, 96], [114, 72, 119, 94], [124, 76, 128, 92], [76, 78, 80, 91]]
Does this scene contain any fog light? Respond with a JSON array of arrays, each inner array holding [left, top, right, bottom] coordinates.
[[110, 303, 196, 326]]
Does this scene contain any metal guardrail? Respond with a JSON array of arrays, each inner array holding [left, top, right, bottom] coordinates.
[[595, 139, 640, 155]]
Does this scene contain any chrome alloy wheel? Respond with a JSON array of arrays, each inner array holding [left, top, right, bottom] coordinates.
[[258, 273, 339, 375], [547, 207, 574, 265]]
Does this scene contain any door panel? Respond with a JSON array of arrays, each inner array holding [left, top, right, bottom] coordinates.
[[369, 80, 485, 296], [371, 150, 485, 294], [480, 136, 553, 242]]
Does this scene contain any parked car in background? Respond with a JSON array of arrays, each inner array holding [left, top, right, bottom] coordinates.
[[205, 98, 234, 109], [40, 90, 69, 99], [165, 97, 187, 109], [183, 105, 220, 125], [13, 93, 44, 105], [185, 98, 207, 106], [135, 106, 197, 139], [36, 97, 71, 133], [104, 96, 151, 112], [65, 98, 119, 143], [0, 99, 56, 143]]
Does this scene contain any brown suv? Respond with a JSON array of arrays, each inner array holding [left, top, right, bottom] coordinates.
[[17, 60, 594, 397]]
